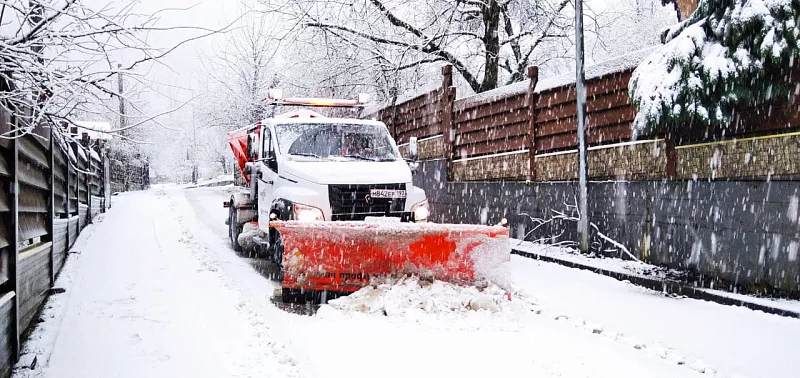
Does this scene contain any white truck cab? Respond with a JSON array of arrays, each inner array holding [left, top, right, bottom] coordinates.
[[227, 99, 430, 261], [254, 110, 429, 227]]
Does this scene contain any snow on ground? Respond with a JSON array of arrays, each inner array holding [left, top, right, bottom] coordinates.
[[174, 188, 700, 378], [15, 190, 301, 378], [18, 186, 799, 378], [513, 239, 800, 314], [698, 288, 800, 314], [510, 251, 800, 378], [513, 239, 682, 279]]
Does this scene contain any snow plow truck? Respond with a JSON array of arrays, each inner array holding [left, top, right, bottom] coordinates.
[[224, 89, 510, 303]]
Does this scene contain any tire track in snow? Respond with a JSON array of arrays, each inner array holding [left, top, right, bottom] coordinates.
[[513, 292, 724, 376], [160, 188, 304, 377]]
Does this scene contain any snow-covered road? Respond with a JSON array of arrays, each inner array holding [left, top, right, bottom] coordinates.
[[16, 187, 799, 378], [16, 189, 300, 378]]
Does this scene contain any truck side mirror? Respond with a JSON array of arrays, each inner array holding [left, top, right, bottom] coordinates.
[[247, 133, 259, 160], [409, 137, 419, 162], [266, 149, 278, 171], [408, 137, 420, 173]]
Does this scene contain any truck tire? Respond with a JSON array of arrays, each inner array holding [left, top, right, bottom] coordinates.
[[272, 231, 285, 282], [229, 202, 243, 252], [281, 288, 302, 304]]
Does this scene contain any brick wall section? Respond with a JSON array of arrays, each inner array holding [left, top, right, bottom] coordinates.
[[677, 133, 800, 179], [451, 152, 529, 181]]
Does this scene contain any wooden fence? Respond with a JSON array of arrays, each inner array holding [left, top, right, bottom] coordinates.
[[0, 108, 108, 377], [108, 152, 149, 193], [371, 49, 800, 182]]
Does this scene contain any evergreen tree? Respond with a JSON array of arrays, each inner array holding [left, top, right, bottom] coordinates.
[[630, 0, 800, 136]]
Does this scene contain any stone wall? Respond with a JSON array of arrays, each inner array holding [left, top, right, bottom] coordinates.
[[677, 132, 800, 180], [443, 139, 667, 182], [451, 152, 528, 181], [412, 132, 800, 182], [398, 135, 445, 160], [537, 140, 666, 181], [414, 159, 800, 295]]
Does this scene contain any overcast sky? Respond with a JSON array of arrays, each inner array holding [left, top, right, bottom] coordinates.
[[119, 0, 241, 110]]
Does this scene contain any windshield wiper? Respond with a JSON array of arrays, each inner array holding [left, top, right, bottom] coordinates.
[[290, 152, 325, 159], [341, 154, 381, 162]]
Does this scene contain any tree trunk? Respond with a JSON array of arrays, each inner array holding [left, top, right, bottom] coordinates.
[[480, 0, 501, 93]]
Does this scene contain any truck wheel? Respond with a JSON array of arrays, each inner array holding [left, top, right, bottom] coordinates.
[[272, 231, 285, 282], [282, 288, 302, 304], [229, 203, 243, 252]]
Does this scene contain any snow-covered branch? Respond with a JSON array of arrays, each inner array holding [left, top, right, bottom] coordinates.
[[0, 0, 232, 137], [265, 0, 579, 94], [517, 198, 641, 262]]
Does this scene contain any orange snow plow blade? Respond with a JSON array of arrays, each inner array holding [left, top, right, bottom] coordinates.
[[271, 221, 510, 293]]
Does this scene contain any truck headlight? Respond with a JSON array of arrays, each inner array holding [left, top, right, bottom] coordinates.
[[411, 200, 429, 222], [294, 203, 324, 222]]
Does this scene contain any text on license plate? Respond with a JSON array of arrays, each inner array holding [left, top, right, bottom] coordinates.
[[370, 189, 406, 199]]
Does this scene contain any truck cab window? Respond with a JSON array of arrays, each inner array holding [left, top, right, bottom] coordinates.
[[262, 128, 277, 171], [276, 123, 399, 162]]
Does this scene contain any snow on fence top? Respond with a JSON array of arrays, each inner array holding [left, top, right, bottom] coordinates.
[[72, 121, 113, 140], [362, 82, 442, 119], [454, 46, 659, 112]]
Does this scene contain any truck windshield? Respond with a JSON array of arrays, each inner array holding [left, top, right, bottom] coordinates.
[[274, 123, 400, 162]]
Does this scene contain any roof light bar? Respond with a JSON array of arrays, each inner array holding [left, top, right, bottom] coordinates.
[[267, 89, 371, 108]]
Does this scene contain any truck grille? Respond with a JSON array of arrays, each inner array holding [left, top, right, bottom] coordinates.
[[329, 183, 408, 221]]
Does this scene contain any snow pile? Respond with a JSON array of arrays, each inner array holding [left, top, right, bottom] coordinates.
[[318, 276, 527, 322], [467, 232, 514, 290], [513, 240, 686, 280]]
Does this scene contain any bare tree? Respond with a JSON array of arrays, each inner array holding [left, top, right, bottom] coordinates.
[[193, 10, 281, 177], [263, 0, 579, 94], [0, 0, 229, 138]]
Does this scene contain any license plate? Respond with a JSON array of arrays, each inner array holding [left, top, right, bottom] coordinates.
[[370, 189, 406, 199]]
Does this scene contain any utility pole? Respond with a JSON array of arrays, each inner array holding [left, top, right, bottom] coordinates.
[[191, 101, 198, 184], [575, 0, 590, 254], [118, 64, 126, 137]]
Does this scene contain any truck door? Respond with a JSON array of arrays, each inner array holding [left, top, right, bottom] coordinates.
[[258, 127, 277, 230]]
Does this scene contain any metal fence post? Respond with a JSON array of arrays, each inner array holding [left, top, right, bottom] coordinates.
[[48, 126, 55, 286], [9, 132, 19, 362], [86, 150, 92, 224], [73, 143, 79, 229], [527, 66, 539, 181]]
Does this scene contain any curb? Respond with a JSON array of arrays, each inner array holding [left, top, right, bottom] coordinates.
[[512, 249, 800, 319]]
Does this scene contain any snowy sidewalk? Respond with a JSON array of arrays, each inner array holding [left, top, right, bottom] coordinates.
[[511, 251, 800, 378], [15, 191, 300, 378], [512, 240, 800, 316]]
